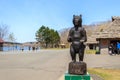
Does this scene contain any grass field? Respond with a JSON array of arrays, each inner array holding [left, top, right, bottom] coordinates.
[[85, 50, 96, 54], [88, 68, 120, 80], [42, 48, 68, 50]]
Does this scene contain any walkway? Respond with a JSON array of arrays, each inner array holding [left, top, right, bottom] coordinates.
[[0, 49, 119, 80]]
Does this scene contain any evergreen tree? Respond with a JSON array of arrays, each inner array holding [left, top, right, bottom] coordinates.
[[36, 25, 60, 48]]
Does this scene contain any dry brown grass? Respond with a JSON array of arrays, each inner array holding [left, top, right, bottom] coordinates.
[[88, 68, 120, 80], [85, 50, 96, 54]]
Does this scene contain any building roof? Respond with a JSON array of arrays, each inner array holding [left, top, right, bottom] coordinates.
[[96, 16, 120, 40], [22, 42, 40, 47], [86, 32, 98, 44]]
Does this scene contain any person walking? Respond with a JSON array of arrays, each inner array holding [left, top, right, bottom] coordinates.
[[109, 44, 112, 55], [117, 42, 120, 55]]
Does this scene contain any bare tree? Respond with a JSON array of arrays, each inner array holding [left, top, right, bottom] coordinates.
[[0, 23, 9, 40], [8, 32, 16, 50], [59, 28, 70, 44], [8, 33, 16, 42]]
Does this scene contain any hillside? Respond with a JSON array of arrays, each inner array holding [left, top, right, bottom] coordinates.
[[59, 20, 111, 45]]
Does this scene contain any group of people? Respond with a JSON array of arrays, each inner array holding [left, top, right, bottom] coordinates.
[[21, 46, 39, 51], [109, 42, 120, 55]]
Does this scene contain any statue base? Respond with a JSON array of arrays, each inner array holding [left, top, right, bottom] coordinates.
[[65, 72, 90, 80], [68, 61, 87, 75]]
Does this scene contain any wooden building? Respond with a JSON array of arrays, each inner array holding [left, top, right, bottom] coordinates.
[[0, 38, 4, 51], [0, 38, 40, 51], [86, 32, 99, 50], [0, 38, 22, 51], [22, 42, 40, 50], [96, 16, 120, 54]]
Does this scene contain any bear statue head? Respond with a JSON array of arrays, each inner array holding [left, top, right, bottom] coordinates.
[[73, 15, 82, 27]]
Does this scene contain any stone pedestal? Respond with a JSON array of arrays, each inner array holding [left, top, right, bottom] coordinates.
[[68, 61, 87, 75], [65, 72, 90, 80]]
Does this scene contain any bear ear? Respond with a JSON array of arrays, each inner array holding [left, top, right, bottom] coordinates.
[[73, 15, 75, 18], [80, 14, 82, 17]]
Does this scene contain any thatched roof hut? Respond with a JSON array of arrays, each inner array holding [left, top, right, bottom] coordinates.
[[96, 16, 120, 54], [86, 32, 99, 50], [86, 32, 98, 44], [22, 42, 40, 47]]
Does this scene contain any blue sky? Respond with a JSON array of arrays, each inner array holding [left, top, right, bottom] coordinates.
[[0, 0, 120, 42]]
